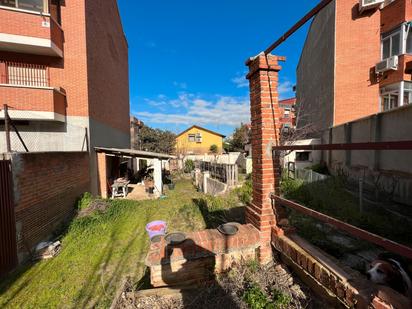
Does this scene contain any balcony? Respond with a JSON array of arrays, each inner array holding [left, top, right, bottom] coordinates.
[[0, 61, 66, 121], [0, 1, 63, 57], [381, 0, 412, 33]]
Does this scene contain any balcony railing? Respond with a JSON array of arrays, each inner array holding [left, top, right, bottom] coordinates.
[[0, 61, 50, 87]]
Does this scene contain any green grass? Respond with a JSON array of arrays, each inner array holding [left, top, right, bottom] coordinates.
[[0, 178, 244, 309], [281, 176, 412, 248]]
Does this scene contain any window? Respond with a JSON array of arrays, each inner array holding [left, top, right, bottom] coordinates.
[[195, 133, 202, 143], [283, 109, 290, 118], [407, 24, 412, 54], [188, 134, 195, 142], [0, 0, 47, 13], [381, 23, 412, 60], [382, 30, 401, 59], [404, 82, 412, 105], [296, 151, 310, 162], [380, 81, 412, 111]]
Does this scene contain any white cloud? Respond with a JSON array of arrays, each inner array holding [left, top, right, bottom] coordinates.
[[173, 81, 188, 89], [135, 93, 250, 127], [231, 76, 249, 88], [278, 80, 295, 99]]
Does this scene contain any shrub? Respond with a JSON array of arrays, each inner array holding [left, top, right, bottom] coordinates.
[[184, 159, 195, 173], [209, 144, 218, 154], [236, 178, 252, 204]]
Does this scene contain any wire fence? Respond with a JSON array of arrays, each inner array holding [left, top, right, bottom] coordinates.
[[196, 160, 238, 186], [294, 168, 329, 183], [1, 107, 88, 153]]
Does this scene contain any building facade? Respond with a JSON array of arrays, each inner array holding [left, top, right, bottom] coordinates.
[[296, 0, 412, 135], [0, 0, 130, 193], [278, 97, 296, 132], [176, 125, 225, 155]]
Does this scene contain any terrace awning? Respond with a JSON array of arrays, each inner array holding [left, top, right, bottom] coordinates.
[[94, 147, 176, 160]]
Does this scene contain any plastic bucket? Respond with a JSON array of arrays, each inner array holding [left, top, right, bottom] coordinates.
[[145, 220, 167, 239]]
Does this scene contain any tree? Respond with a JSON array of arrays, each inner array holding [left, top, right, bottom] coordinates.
[[135, 124, 177, 154], [209, 144, 218, 154], [226, 123, 250, 152]]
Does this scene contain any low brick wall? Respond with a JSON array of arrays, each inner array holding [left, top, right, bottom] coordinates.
[[11, 152, 90, 262], [146, 224, 260, 287], [272, 231, 411, 308]]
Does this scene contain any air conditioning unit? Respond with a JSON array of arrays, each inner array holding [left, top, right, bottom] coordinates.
[[375, 56, 399, 73], [359, 0, 384, 13], [195, 133, 202, 143]]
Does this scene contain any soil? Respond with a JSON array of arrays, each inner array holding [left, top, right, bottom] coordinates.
[[77, 200, 110, 218], [115, 258, 332, 309]]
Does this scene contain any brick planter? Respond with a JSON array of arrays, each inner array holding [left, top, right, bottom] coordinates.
[[145, 224, 260, 287]]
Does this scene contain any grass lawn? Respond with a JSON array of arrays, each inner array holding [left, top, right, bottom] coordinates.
[[0, 177, 245, 308], [281, 176, 412, 250]]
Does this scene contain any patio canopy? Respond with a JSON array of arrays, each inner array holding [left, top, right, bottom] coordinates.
[[94, 147, 176, 160]]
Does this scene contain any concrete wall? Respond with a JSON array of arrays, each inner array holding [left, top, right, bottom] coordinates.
[[10, 151, 90, 262], [283, 139, 322, 170], [324, 105, 412, 205], [296, 0, 335, 135], [0, 116, 88, 153]]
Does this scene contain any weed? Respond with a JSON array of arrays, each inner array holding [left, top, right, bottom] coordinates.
[[246, 259, 260, 273], [243, 283, 275, 309], [271, 289, 292, 308]]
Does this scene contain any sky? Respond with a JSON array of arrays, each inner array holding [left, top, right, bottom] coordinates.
[[117, 0, 320, 136]]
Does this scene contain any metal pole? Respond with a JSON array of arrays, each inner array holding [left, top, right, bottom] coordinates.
[[4, 104, 11, 153], [359, 177, 364, 213], [264, 0, 334, 54]]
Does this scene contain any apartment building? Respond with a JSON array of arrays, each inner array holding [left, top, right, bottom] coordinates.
[[0, 0, 130, 192], [278, 97, 296, 132], [296, 0, 412, 134]]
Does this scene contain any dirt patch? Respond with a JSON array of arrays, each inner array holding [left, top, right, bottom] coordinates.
[[115, 259, 331, 308], [78, 200, 110, 218]]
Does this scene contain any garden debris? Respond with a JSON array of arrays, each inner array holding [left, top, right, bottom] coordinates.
[[33, 241, 61, 260], [78, 200, 110, 217], [115, 258, 329, 308]]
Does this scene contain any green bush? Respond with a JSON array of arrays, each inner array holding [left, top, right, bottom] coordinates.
[[209, 144, 218, 154], [236, 178, 252, 204], [184, 159, 195, 173]]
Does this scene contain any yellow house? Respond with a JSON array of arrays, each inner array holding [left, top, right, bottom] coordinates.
[[176, 125, 225, 155]]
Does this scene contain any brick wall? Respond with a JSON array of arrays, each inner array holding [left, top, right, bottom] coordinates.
[[0, 9, 53, 39], [380, 0, 412, 34], [85, 0, 130, 135], [272, 232, 411, 308], [0, 85, 65, 115], [334, 0, 381, 126], [11, 152, 90, 262], [146, 224, 260, 287]]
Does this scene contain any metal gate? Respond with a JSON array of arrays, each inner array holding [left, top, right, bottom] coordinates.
[[0, 159, 17, 277]]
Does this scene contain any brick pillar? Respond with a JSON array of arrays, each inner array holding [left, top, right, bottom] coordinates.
[[97, 152, 108, 198], [245, 53, 283, 264]]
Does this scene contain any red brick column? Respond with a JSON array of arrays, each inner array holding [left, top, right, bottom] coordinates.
[[97, 152, 108, 198], [245, 53, 283, 264]]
